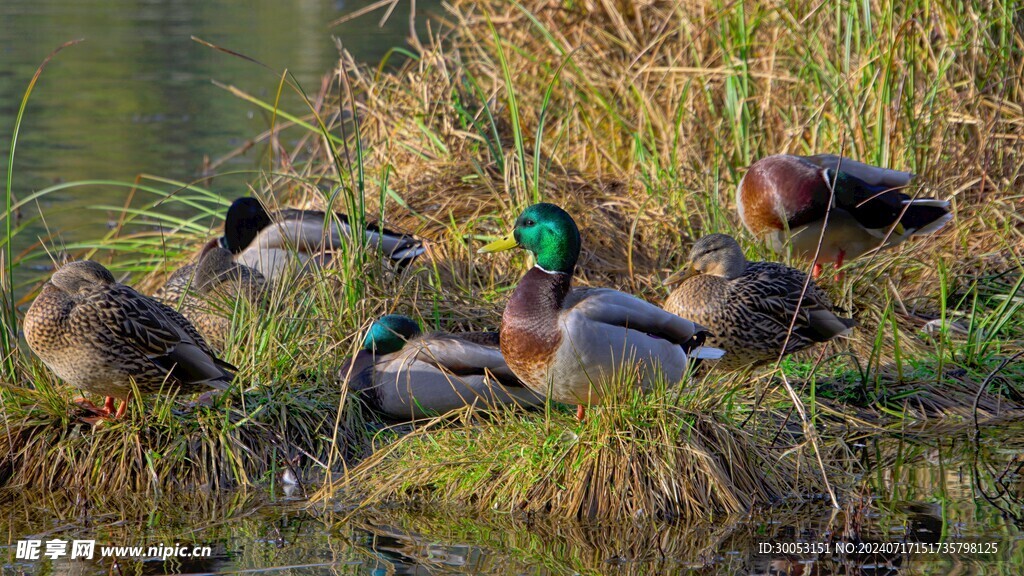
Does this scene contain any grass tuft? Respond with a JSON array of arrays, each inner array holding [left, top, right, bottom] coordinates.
[[0, 364, 364, 494], [330, 373, 827, 522]]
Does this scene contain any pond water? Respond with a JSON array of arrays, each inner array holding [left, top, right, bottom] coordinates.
[[0, 0, 434, 288], [2, 425, 1023, 575]]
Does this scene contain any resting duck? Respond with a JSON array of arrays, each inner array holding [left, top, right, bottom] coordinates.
[[338, 314, 543, 421], [664, 234, 856, 370], [24, 261, 234, 422], [220, 197, 426, 280], [478, 203, 723, 420], [736, 154, 952, 277], [154, 238, 267, 351]]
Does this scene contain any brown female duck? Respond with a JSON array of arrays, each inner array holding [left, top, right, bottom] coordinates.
[[24, 260, 234, 421], [154, 239, 267, 351], [664, 234, 856, 370]]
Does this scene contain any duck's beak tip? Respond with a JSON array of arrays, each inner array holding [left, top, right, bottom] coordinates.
[[478, 232, 518, 254]]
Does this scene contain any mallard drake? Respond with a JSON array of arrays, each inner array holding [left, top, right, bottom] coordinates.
[[24, 260, 234, 421], [737, 154, 952, 277], [153, 239, 267, 351], [220, 197, 426, 280], [664, 234, 856, 370], [338, 314, 542, 421], [478, 203, 723, 420]]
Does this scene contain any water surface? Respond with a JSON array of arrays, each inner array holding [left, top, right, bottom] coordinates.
[[0, 0, 433, 282], [2, 426, 1023, 575]]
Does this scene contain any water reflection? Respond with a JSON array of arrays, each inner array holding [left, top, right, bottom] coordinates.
[[0, 399, 1021, 573], [0, 0, 435, 274], [345, 425, 1023, 575], [1, 450, 1022, 576]]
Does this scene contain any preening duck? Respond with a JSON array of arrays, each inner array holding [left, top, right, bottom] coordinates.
[[664, 233, 856, 370], [478, 203, 723, 420], [220, 197, 426, 280], [338, 314, 542, 421], [24, 261, 234, 422], [736, 154, 952, 277]]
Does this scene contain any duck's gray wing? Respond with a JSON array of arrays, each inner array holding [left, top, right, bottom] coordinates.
[[408, 335, 523, 387], [564, 287, 709, 349]]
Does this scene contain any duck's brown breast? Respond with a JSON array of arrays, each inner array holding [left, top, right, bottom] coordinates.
[[499, 268, 568, 391], [739, 155, 829, 234], [23, 283, 73, 358]]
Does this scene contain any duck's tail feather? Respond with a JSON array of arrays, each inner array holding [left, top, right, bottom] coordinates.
[[214, 357, 238, 377], [690, 346, 726, 360], [322, 215, 426, 263], [806, 310, 857, 341], [899, 199, 952, 236], [155, 343, 235, 390], [370, 229, 427, 262]]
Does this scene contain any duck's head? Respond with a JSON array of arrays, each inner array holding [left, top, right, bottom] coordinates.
[[477, 203, 581, 273], [665, 233, 748, 285], [362, 314, 422, 355], [195, 238, 239, 290], [223, 197, 272, 254], [50, 260, 116, 294]]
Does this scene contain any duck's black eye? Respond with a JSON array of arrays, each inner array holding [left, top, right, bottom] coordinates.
[[522, 219, 535, 227]]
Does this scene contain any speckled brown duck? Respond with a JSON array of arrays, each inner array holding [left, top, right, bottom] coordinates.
[[24, 260, 235, 421], [477, 203, 724, 420], [737, 154, 952, 278], [664, 234, 856, 370], [154, 239, 267, 351]]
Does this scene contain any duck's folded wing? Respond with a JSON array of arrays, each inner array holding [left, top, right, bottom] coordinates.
[[335, 350, 376, 391], [273, 210, 425, 261], [733, 267, 813, 330], [738, 265, 855, 343], [565, 288, 706, 346], [408, 336, 522, 386], [87, 286, 234, 387], [804, 154, 914, 187], [441, 330, 500, 347], [252, 219, 329, 252], [825, 171, 910, 231]]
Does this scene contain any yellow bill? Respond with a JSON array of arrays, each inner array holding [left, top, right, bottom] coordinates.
[[478, 231, 518, 253], [663, 265, 698, 286]]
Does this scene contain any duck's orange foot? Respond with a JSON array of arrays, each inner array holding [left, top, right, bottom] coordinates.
[[72, 396, 125, 425], [834, 250, 846, 283], [72, 396, 115, 415], [576, 404, 587, 421]]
